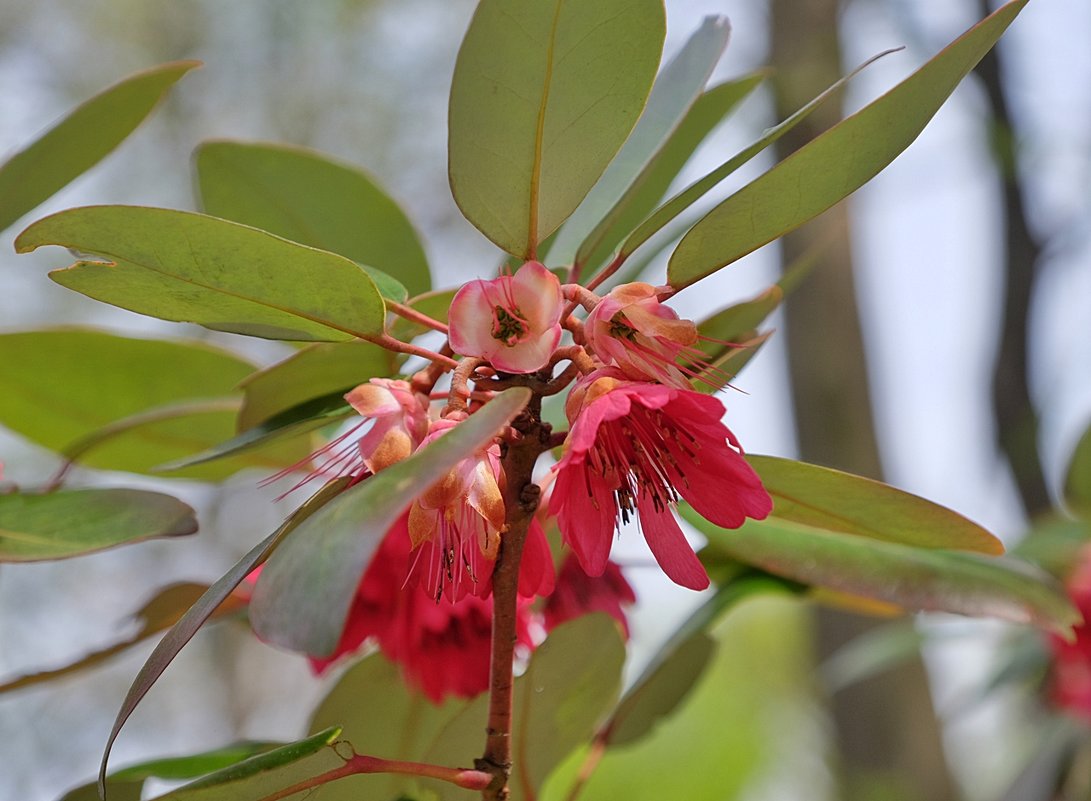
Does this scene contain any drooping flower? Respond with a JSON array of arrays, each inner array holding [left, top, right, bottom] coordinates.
[[1048, 545, 1091, 719], [406, 418, 555, 602], [584, 282, 698, 387], [448, 260, 563, 373], [544, 554, 636, 637], [550, 369, 772, 590], [308, 515, 537, 702]]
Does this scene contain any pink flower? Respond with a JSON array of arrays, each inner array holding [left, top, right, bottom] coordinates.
[[584, 282, 697, 387], [344, 378, 430, 474], [406, 418, 555, 603], [448, 260, 563, 373], [544, 555, 636, 637], [1049, 546, 1091, 719], [310, 516, 536, 703], [549, 370, 772, 590]]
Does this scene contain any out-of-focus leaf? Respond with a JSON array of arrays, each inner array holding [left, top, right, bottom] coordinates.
[[238, 341, 395, 431], [422, 614, 625, 800], [448, 0, 664, 257], [687, 511, 1078, 635], [0, 61, 198, 233], [667, 2, 1028, 289], [0, 329, 305, 480], [153, 728, 345, 800], [308, 654, 472, 801], [388, 288, 456, 341], [100, 478, 348, 792], [1064, 421, 1091, 520], [61, 741, 279, 801], [575, 73, 765, 281], [692, 285, 782, 391], [0, 489, 196, 562], [819, 619, 927, 693], [196, 140, 431, 296], [748, 454, 1004, 553], [547, 16, 732, 268], [1015, 517, 1091, 576], [250, 388, 530, 656], [0, 582, 243, 695], [17, 206, 386, 342]]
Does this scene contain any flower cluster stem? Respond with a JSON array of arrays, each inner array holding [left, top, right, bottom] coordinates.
[[478, 384, 551, 800]]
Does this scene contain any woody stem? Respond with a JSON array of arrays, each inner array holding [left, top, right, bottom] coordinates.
[[478, 385, 550, 801]]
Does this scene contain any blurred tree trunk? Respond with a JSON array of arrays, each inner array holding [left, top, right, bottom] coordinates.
[[972, 0, 1050, 520], [769, 2, 959, 799]]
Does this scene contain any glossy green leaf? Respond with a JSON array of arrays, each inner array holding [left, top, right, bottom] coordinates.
[[0, 61, 198, 234], [547, 16, 732, 268], [448, 0, 664, 257], [623, 47, 900, 263], [62, 741, 279, 801], [154, 728, 345, 800], [0, 489, 196, 562], [388, 288, 456, 341], [238, 341, 395, 431], [574, 74, 765, 281], [667, 2, 1028, 289], [0, 329, 306, 480], [687, 510, 1078, 635], [1064, 421, 1091, 519], [0, 582, 242, 695], [196, 140, 431, 295], [422, 614, 626, 800], [16, 206, 386, 342], [308, 654, 472, 801], [251, 388, 530, 655], [100, 479, 348, 792], [748, 455, 1004, 553]]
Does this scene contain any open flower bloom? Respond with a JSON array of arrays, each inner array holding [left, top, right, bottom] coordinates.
[[544, 554, 636, 637], [584, 282, 698, 387], [550, 369, 772, 590], [345, 378, 430, 474], [1049, 545, 1091, 719], [448, 260, 563, 373], [309, 515, 536, 702]]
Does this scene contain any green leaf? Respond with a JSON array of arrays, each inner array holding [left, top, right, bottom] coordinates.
[[100, 479, 348, 792], [1064, 421, 1091, 519], [61, 741, 279, 801], [0, 61, 198, 234], [1014, 516, 1091, 576], [422, 614, 626, 800], [308, 654, 473, 801], [196, 140, 431, 296], [448, 0, 665, 257], [687, 510, 1078, 635], [692, 285, 782, 391], [388, 288, 456, 341], [153, 728, 345, 800], [250, 388, 530, 656], [546, 16, 733, 269], [238, 341, 395, 431], [0, 488, 196, 562], [622, 47, 900, 262], [667, 1, 1028, 289], [748, 455, 1004, 553], [16, 206, 386, 342], [1, 582, 242, 695], [0, 329, 306, 480]]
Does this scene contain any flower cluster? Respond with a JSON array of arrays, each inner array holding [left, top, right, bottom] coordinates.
[[255, 259, 770, 702]]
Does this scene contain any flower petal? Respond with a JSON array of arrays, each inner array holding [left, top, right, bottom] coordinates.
[[639, 503, 709, 591]]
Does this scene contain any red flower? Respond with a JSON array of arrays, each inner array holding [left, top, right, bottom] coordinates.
[[311, 514, 539, 703], [549, 370, 771, 590], [544, 555, 636, 637], [1049, 546, 1091, 719]]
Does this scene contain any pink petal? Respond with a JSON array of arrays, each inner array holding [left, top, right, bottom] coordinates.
[[518, 519, 556, 598], [488, 323, 560, 373], [449, 279, 499, 357], [638, 502, 709, 590], [553, 463, 615, 576], [511, 260, 562, 330]]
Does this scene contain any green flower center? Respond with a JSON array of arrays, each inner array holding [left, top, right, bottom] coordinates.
[[493, 306, 528, 345]]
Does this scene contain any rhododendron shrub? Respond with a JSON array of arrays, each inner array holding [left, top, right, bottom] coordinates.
[[0, 2, 1076, 800]]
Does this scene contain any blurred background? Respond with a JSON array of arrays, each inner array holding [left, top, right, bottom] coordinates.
[[0, 1, 1088, 799]]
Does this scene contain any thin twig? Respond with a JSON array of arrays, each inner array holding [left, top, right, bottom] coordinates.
[[387, 299, 450, 334], [372, 333, 459, 369]]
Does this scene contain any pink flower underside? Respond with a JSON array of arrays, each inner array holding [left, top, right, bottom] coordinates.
[[551, 378, 772, 590], [448, 261, 562, 373]]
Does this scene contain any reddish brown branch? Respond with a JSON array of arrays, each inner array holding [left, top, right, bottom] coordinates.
[[387, 299, 450, 334]]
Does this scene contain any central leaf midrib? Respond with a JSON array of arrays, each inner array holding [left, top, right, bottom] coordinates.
[[526, 0, 566, 256]]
